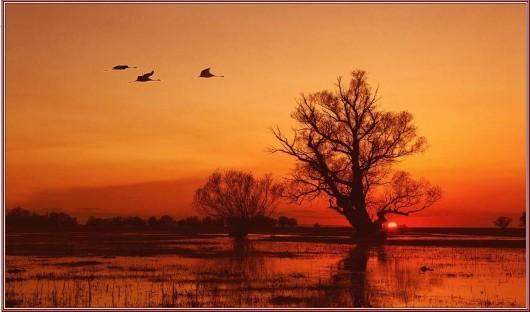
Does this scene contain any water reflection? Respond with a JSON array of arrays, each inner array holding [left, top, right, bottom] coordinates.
[[5, 235, 526, 308], [342, 245, 370, 307], [201, 238, 268, 307], [227, 238, 266, 280], [323, 245, 429, 307], [319, 245, 371, 307]]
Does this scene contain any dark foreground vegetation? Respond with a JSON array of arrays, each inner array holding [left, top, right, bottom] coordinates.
[[6, 208, 525, 256], [5, 207, 298, 234], [6, 207, 525, 241], [5, 208, 526, 308], [6, 233, 525, 308], [5, 228, 526, 259]]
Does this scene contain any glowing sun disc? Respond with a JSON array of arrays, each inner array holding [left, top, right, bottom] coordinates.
[[387, 221, 398, 229]]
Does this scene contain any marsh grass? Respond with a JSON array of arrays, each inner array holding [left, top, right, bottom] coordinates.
[[5, 234, 526, 308]]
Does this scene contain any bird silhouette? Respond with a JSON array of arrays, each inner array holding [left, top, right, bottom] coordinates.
[[199, 68, 224, 78], [112, 65, 137, 70], [419, 266, 433, 273], [131, 70, 161, 83]]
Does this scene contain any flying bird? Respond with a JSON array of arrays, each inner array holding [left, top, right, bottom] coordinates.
[[112, 65, 137, 70], [131, 70, 161, 83], [199, 68, 224, 78]]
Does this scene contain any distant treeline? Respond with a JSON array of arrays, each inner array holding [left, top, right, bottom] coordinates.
[[5, 207, 298, 233]]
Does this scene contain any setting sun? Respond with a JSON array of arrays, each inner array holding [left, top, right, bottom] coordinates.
[[387, 222, 398, 229]]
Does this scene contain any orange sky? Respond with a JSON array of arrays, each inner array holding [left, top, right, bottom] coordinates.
[[4, 4, 527, 226]]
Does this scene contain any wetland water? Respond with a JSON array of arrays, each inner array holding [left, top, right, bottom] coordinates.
[[5, 232, 526, 308]]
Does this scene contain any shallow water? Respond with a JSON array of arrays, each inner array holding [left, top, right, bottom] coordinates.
[[5, 234, 526, 308]]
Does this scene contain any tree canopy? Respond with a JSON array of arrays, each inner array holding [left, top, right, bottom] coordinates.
[[272, 70, 441, 235]]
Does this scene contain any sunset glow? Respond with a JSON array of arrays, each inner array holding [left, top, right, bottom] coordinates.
[[4, 4, 526, 227], [3, 3, 527, 309]]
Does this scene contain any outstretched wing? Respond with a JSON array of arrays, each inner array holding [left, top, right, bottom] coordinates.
[[200, 68, 211, 77], [139, 71, 154, 79]]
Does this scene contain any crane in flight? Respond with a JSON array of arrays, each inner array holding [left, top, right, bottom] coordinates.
[[112, 65, 137, 70], [199, 68, 224, 78], [131, 71, 161, 82]]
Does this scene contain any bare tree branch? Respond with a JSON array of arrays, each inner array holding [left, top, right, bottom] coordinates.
[[270, 70, 441, 232], [374, 171, 442, 220], [193, 170, 284, 220]]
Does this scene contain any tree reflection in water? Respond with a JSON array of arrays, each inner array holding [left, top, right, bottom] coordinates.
[[193, 239, 433, 307], [190, 238, 269, 307], [322, 245, 436, 308], [342, 245, 370, 307], [318, 245, 372, 307], [228, 238, 266, 281]]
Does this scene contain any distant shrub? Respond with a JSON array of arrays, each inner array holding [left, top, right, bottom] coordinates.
[[193, 170, 283, 237], [6, 207, 78, 232], [494, 216, 511, 229], [278, 216, 298, 228]]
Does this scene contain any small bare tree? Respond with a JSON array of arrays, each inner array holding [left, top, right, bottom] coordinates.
[[494, 216, 511, 229], [271, 70, 441, 238], [193, 170, 283, 237]]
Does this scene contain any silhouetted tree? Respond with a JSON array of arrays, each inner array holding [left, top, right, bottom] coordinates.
[[148, 216, 159, 227], [46, 212, 78, 229], [200, 216, 224, 231], [147, 215, 178, 231], [193, 170, 283, 237], [87, 214, 226, 232], [178, 216, 200, 228], [86, 216, 102, 227], [272, 70, 441, 238], [85, 216, 147, 231], [7, 207, 40, 231], [158, 215, 175, 226], [251, 216, 277, 229], [494, 216, 511, 229], [278, 216, 290, 228], [110, 217, 125, 227], [277, 216, 298, 228], [7, 208, 78, 232], [124, 216, 146, 228], [520, 212, 526, 227], [7, 207, 31, 218]]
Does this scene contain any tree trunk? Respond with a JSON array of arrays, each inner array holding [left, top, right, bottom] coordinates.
[[226, 218, 249, 238], [343, 204, 384, 243], [346, 151, 383, 241]]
